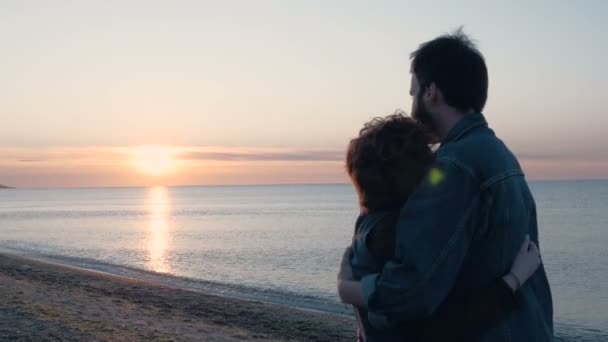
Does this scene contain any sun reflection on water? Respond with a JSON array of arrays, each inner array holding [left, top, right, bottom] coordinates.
[[145, 186, 172, 273]]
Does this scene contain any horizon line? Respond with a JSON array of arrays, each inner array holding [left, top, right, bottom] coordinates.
[[5, 178, 608, 190]]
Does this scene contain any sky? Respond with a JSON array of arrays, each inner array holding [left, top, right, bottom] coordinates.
[[1, 0, 607, 188]]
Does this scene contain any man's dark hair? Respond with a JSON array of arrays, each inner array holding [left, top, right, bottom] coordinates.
[[411, 28, 488, 113], [346, 112, 434, 211]]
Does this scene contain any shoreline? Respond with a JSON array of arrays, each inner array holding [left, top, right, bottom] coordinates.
[[2, 253, 607, 341], [0, 252, 355, 341], [0, 246, 353, 318]]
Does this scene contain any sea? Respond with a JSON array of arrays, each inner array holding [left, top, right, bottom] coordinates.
[[0, 181, 606, 341]]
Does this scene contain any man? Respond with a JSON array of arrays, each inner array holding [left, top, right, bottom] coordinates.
[[337, 29, 554, 341]]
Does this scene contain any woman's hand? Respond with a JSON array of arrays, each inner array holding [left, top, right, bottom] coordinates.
[[503, 235, 542, 292]]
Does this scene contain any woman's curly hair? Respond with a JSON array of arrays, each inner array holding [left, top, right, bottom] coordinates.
[[346, 111, 434, 211]]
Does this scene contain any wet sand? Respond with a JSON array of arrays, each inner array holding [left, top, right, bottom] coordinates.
[[0, 253, 355, 341]]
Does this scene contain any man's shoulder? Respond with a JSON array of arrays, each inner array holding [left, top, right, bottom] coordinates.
[[439, 124, 502, 156], [438, 126, 523, 183]]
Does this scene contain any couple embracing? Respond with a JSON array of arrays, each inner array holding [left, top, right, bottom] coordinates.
[[336, 30, 553, 341]]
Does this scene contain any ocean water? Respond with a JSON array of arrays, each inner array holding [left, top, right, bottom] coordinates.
[[0, 181, 606, 340]]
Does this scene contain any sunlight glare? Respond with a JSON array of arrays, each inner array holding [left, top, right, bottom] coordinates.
[[145, 186, 172, 273], [133, 145, 178, 176]]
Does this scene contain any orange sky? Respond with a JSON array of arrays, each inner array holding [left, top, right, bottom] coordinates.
[[1, 2, 607, 187], [1, 146, 606, 188]]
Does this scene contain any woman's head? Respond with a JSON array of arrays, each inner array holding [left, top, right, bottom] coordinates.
[[346, 112, 434, 211]]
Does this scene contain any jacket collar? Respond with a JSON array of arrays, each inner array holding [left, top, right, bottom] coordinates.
[[441, 113, 488, 146]]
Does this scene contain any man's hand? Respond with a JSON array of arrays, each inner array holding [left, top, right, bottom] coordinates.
[[337, 246, 353, 281], [336, 246, 366, 307]]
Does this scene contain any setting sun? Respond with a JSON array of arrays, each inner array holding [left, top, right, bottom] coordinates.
[[133, 146, 178, 176]]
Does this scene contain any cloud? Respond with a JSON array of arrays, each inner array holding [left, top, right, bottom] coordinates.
[[18, 159, 46, 163], [2, 145, 607, 187], [516, 152, 570, 161], [3, 146, 345, 164], [0, 147, 127, 164], [180, 149, 344, 162]]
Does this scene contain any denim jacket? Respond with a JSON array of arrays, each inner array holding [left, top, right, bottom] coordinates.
[[360, 113, 554, 341]]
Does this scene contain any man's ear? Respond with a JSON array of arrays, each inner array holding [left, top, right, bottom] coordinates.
[[426, 82, 441, 104]]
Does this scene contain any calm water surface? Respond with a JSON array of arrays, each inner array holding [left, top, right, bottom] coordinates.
[[0, 181, 606, 340]]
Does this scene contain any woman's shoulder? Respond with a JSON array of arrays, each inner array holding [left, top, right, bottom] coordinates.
[[357, 210, 399, 232], [356, 210, 400, 260]]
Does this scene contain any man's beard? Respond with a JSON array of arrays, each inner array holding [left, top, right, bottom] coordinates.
[[411, 90, 440, 143], [411, 89, 433, 127]]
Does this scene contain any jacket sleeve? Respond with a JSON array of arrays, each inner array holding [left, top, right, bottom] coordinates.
[[361, 157, 480, 327], [365, 212, 398, 262]]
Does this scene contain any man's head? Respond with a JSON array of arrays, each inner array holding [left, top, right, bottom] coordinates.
[[346, 113, 434, 211], [409, 29, 488, 135]]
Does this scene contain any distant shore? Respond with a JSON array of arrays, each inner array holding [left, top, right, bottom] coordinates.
[[0, 185, 14, 189], [0, 253, 355, 341]]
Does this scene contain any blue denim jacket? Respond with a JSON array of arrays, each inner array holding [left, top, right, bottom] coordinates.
[[361, 113, 554, 341]]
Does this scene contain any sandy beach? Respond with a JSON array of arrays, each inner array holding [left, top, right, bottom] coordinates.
[[0, 253, 355, 341]]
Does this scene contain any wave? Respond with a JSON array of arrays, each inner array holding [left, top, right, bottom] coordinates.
[[0, 245, 353, 317], [0, 206, 346, 220]]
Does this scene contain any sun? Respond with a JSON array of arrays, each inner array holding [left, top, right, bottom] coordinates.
[[133, 146, 178, 176]]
